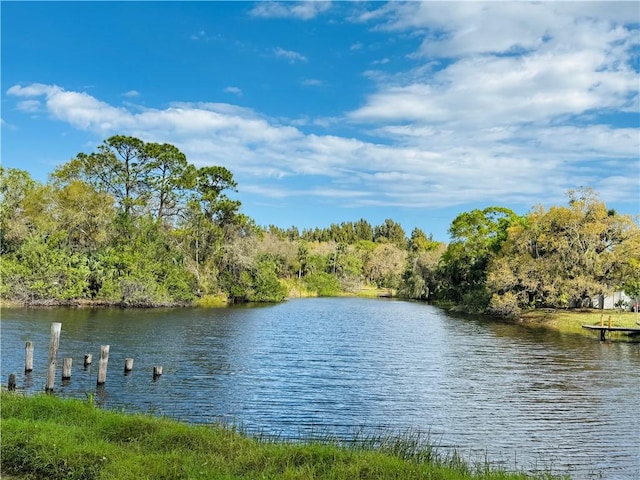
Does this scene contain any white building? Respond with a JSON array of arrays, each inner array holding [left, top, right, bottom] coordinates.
[[592, 291, 635, 310]]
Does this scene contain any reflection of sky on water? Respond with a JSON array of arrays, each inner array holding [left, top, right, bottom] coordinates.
[[1, 299, 639, 479]]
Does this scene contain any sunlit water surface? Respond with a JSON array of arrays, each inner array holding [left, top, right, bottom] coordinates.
[[2, 298, 639, 479]]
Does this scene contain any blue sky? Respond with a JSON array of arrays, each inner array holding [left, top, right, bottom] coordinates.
[[2, 1, 639, 241]]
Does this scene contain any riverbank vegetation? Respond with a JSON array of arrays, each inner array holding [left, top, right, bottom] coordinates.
[[1, 392, 564, 480], [1, 136, 638, 317], [519, 309, 639, 336]]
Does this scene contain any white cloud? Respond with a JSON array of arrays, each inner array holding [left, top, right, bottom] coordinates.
[[362, 2, 639, 58], [341, 3, 638, 211], [4, 4, 638, 229], [1, 118, 18, 131], [8, 85, 130, 133], [249, 1, 331, 20], [353, 1, 639, 152], [273, 47, 307, 63], [17, 100, 42, 113], [122, 90, 140, 98], [301, 79, 323, 87], [224, 86, 243, 96], [6, 21, 638, 214], [371, 58, 390, 66], [7, 83, 60, 97], [350, 47, 638, 126], [190, 30, 208, 41]]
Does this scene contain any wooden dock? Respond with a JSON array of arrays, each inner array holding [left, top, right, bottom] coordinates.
[[582, 324, 640, 341]]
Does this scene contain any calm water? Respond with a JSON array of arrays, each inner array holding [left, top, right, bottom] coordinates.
[[1, 298, 639, 479]]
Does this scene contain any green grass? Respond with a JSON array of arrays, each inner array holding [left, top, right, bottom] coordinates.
[[519, 309, 640, 337], [0, 393, 564, 480], [194, 294, 229, 308], [354, 286, 396, 298]]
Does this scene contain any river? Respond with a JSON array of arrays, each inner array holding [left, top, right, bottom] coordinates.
[[1, 298, 638, 479]]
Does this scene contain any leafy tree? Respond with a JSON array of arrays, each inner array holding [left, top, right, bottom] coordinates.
[[330, 242, 364, 292], [0, 167, 36, 254], [248, 255, 288, 302], [255, 233, 298, 278], [191, 166, 240, 225], [438, 207, 518, 307], [365, 243, 407, 288], [50, 181, 115, 252], [296, 241, 309, 278], [374, 218, 407, 248], [304, 272, 341, 296], [487, 189, 639, 311], [354, 219, 374, 242], [400, 242, 446, 300], [145, 142, 191, 223], [408, 227, 440, 253], [53, 135, 150, 218]]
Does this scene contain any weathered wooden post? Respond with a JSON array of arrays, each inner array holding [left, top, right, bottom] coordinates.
[[97, 345, 110, 385], [25, 341, 34, 373], [62, 358, 73, 381], [84, 354, 93, 368], [153, 366, 163, 380], [600, 314, 604, 327], [45, 322, 62, 392], [8, 374, 16, 391], [608, 315, 612, 329], [124, 358, 134, 374]]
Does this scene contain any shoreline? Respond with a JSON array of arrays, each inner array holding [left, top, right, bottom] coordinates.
[[0, 298, 193, 309], [1, 392, 565, 480], [3, 297, 637, 340], [517, 308, 639, 337]]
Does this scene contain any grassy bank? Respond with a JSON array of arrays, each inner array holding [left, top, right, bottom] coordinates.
[[0, 393, 562, 480], [519, 309, 639, 337]]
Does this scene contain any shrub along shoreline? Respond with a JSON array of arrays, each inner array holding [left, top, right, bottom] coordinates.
[[3, 158, 639, 318], [1, 392, 565, 480]]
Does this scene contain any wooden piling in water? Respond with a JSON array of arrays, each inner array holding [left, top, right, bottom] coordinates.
[[25, 341, 34, 373], [45, 322, 62, 392], [84, 354, 93, 368], [153, 366, 163, 379], [62, 358, 73, 380], [124, 358, 134, 373], [8, 374, 16, 391], [97, 345, 110, 385]]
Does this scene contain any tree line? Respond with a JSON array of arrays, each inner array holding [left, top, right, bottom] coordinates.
[[1, 136, 638, 314]]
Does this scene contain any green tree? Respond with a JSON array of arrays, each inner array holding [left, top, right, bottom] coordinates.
[[365, 243, 407, 288], [354, 219, 374, 242], [191, 166, 240, 225], [145, 142, 191, 223], [304, 272, 341, 296], [50, 181, 115, 252], [248, 255, 288, 302], [400, 241, 446, 301], [0, 167, 36, 254], [487, 189, 639, 311], [53, 135, 150, 218], [374, 219, 407, 248], [297, 241, 309, 278], [408, 227, 440, 253], [439, 207, 518, 309]]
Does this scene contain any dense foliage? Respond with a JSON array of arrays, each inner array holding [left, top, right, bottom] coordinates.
[[1, 136, 638, 313]]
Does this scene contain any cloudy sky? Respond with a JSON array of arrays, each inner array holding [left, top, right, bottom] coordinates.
[[2, 1, 639, 240]]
